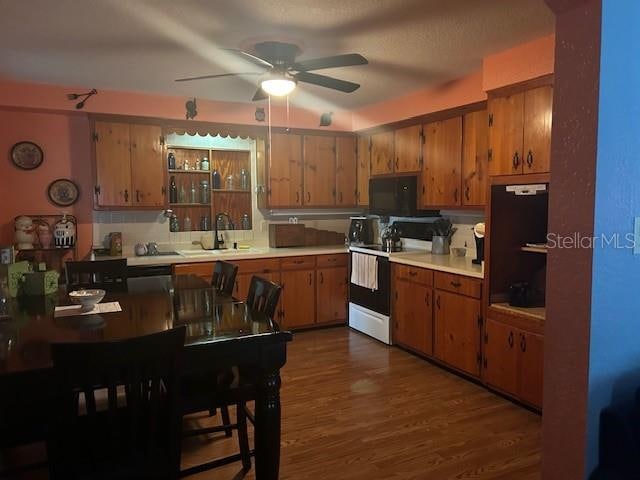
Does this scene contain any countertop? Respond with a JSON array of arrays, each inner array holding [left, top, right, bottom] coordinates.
[[389, 251, 484, 279], [101, 245, 349, 267]]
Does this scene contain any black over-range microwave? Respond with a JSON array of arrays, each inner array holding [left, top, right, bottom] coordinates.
[[369, 176, 417, 216]]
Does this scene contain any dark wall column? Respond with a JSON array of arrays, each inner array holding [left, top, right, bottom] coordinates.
[[543, 0, 602, 478]]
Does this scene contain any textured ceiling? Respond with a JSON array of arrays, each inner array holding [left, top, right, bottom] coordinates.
[[0, 0, 554, 110]]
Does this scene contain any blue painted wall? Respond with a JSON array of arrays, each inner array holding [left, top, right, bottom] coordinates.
[[588, 0, 640, 474]]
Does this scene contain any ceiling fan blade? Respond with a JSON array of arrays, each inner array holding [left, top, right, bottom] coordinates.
[[175, 72, 261, 82], [252, 87, 268, 102], [293, 53, 368, 72], [223, 48, 274, 69], [295, 71, 360, 93]]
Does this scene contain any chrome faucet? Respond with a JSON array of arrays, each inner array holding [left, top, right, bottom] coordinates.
[[213, 212, 234, 250]]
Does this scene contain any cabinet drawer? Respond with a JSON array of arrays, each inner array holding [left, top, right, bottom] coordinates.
[[434, 271, 481, 299], [316, 254, 348, 268], [394, 264, 433, 286], [172, 262, 214, 280], [280, 255, 316, 270], [234, 258, 280, 274]]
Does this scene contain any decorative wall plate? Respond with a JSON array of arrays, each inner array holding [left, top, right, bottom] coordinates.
[[48, 179, 79, 206], [11, 141, 44, 169]]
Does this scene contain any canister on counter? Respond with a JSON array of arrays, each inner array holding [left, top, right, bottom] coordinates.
[[109, 232, 122, 256]]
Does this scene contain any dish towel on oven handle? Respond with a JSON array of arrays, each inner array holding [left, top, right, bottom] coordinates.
[[350, 252, 378, 291]]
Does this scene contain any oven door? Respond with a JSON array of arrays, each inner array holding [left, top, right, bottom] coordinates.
[[349, 254, 390, 316]]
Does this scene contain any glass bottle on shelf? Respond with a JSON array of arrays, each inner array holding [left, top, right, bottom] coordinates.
[[200, 180, 210, 204], [201, 157, 209, 171], [226, 175, 234, 190], [241, 214, 251, 230], [179, 184, 186, 203], [240, 169, 249, 190], [216, 215, 226, 231], [168, 152, 176, 170], [200, 215, 210, 231], [190, 181, 197, 204], [183, 215, 192, 232], [169, 214, 179, 232], [212, 169, 221, 189], [169, 176, 178, 204]]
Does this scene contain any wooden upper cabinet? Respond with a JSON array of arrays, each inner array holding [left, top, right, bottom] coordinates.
[[94, 121, 132, 207], [394, 124, 422, 173], [488, 93, 525, 176], [522, 86, 553, 174], [421, 116, 462, 208], [303, 135, 336, 207], [130, 124, 165, 207], [370, 131, 394, 176], [268, 133, 303, 208], [335, 136, 357, 207], [462, 110, 489, 206], [356, 135, 370, 206]]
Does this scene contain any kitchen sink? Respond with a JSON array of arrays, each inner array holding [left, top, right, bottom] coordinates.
[[176, 248, 267, 257]]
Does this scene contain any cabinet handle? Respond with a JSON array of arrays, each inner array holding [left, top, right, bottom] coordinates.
[[408, 270, 417, 277], [296, 191, 300, 204], [526, 150, 533, 168], [308, 273, 312, 285], [339, 191, 343, 203], [320, 272, 324, 284], [436, 295, 441, 310], [520, 334, 527, 352], [136, 190, 140, 203], [512, 151, 520, 169], [307, 191, 311, 203], [508, 331, 514, 348], [483, 358, 487, 369], [465, 185, 470, 201], [387, 159, 392, 171], [161, 186, 166, 196], [450, 280, 462, 287], [425, 292, 430, 307], [395, 157, 399, 170], [453, 187, 458, 203], [124, 189, 129, 202], [293, 259, 304, 265]]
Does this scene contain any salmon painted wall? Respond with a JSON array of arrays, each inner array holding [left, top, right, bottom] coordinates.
[[482, 34, 556, 91], [352, 70, 486, 131], [0, 78, 353, 132], [0, 108, 93, 257]]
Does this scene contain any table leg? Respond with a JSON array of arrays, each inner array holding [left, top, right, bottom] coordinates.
[[254, 369, 281, 480]]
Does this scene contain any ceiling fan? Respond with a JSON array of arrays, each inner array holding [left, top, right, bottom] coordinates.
[[175, 41, 368, 101]]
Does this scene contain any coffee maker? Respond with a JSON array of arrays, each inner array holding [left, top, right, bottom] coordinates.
[[472, 222, 485, 265], [348, 217, 374, 245]]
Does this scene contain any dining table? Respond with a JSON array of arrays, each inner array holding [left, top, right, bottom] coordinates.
[[0, 274, 292, 480]]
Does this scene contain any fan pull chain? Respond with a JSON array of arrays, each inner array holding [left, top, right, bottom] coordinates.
[[268, 95, 272, 167], [286, 95, 290, 133]]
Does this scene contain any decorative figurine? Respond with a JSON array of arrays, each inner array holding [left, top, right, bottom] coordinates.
[[36, 222, 53, 248], [53, 214, 76, 248], [14, 216, 35, 250]]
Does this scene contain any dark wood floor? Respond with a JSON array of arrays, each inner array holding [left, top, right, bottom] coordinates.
[[182, 327, 542, 479]]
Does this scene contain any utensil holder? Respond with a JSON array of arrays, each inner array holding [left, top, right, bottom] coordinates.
[[432, 235, 450, 255]]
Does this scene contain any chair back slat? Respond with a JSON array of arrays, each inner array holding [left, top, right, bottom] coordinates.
[[48, 327, 185, 480], [246, 276, 282, 320], [212, 260, 238, 295], [65, 259, 128, 291]]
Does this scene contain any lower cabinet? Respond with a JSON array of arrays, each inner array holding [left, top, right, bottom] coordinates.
[[483, 318, 544, 408], [316, 266, 348, 325], [393, 278, 433, 355], [434, 290, 482, 376], [280, 269, 316, 329]]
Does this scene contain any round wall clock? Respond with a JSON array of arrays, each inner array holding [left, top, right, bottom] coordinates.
[[48, 179, 79, 206], [11, 141, 44, 169]]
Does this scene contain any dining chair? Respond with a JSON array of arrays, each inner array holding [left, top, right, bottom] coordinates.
[[65, 258, 128, 291], [245, 275, 282, 320], [211, 260, 238, 296], [47, 326, 186, 480]]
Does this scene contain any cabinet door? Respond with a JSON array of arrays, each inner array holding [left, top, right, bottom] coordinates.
[[280, 269, 316, 329], [488, 93, 524, 176], [335, 137, 357, 207], [268, 133, 303, 207], [462, 110, 488, 206], [393, 280, 433, 355], [130, 124, 165, 207], [394, 124, 422, 173], [316, 267, 348, 325], [518, 331, 544, 408], [94, 121, 132, 207], [370, 131, 394, 176], [434, 290, 480, 376], [523, 86, 553, 174], [421, 117, 462, 207], [483, 319, 518, 396], [356, 135, 370, 206], [303, 135, 336, 207]]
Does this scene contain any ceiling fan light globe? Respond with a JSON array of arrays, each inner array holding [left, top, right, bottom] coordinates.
[[261, 78, 296, 97]]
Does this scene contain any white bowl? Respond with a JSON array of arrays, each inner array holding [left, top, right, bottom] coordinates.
[[69, 289, 106, 311]]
